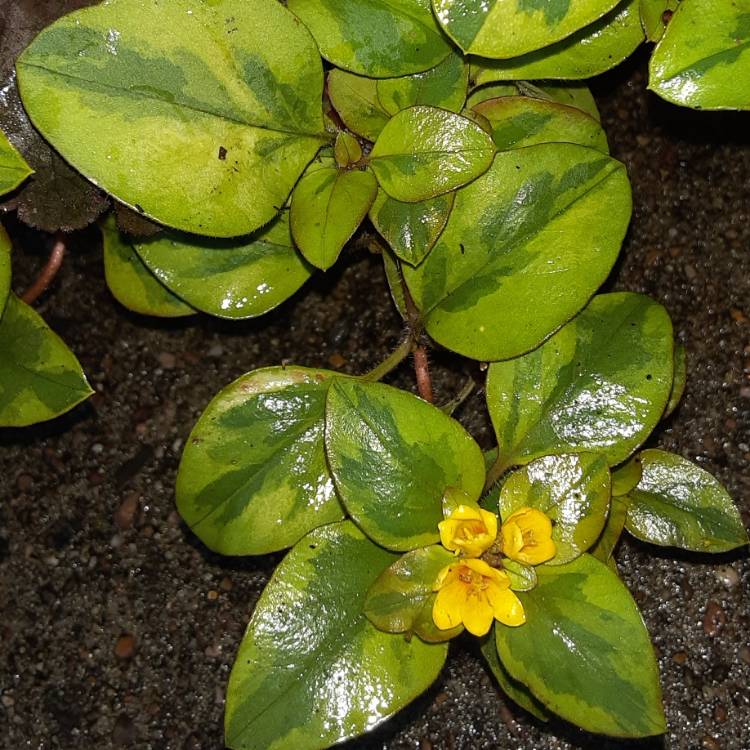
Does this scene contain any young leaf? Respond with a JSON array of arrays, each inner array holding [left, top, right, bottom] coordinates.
[[290, 166, 377, 270], [101, 217, 196, 318], [0, 225, 10, 314], [176, 367, 347, 556], [664, 343, 686, 418], [624, 450, 749, 552], [327, 69, 391, 142], [0, 127, 32, 196], [334, 131, 363, 168], [16, 0, 327, 237], [376, 52, 469, 115], [434, 0, 620, 58], [472, 0, 644, 82], [487, 293, 674, 469], [649, 0, 750, 110], [381, 247, 408, 319], [640, 0, 680, 41], [611, 457, 642, 497], [472, 96, 609, 152], [499, 454, 611, 565], [590, 495, 629, 564], [369, 189, 454, 266], [402, 144, 632, 361], [465, 83, 519, 109], [135, 214, 312, 320], [287, 0, 452, 78], [0, 294, 93, 427], [325, 379, 485, 550], [503, 559, 538, 591], [495, 554, 666, 737], [365, 544, 460, 641], [225, 521, 447, 750], [369, 106, 496, 202], [479, 629, 549, 721]]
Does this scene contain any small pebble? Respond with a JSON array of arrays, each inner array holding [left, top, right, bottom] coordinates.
[[738, 645, 750, 665], [703, 600, 726, 636], [157, 352, 176, 369], [207, 590, 219, 601], [1, 694, 15, 708], [207, 344, 224, 358], [328, 353, 346, 369], [420, 740, 433, 750], [714, 565, 740, 588], [714, 704, 728, 722], [219, 577, 233, 592], [701, 736, 720, 750], [434, 692, 448, 706], [115, 634, 136, 659], [114, 493, 139, 531], [672, 651, 688, 665]]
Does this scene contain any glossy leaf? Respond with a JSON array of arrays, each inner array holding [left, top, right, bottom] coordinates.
[[365, 544, 460, 641], [649, 0, 750, 110], [473, 96, 609, 152], [291, 166, 377, 270], [499, 453, 611, 564], [480, 630, 549, 721], [225, 522, 447, 750], [495, 554, 666, 737], [325, 379, 485, 550], [611, 456, 642, 496], [465, 83, 519, 108], [487, 293, 674, 469], [503, 559, 538, 591], [370, 189, 454, 265], [590, 495, 629, 564], [135, 214, 311, 320], [287, 0, 452, 77], [472, 0, 644, 82], [624, 450, 748, 552], [664, 342, 686, 418], [176, 367, 346, 556], [0, 294, 93, 427], [101, 217, 195, 318], [0, 225, 9, 314], [402, 144, 632, 361], [370, 106, 496, 202], [334, 131, 363, 167], [433, 0, 620, 58], [0, 127, 32, 196], [17, 0, 327, 237], [640, 0, 679, 41], [327, 69, 391, 142], [377, 52, 469, 115]]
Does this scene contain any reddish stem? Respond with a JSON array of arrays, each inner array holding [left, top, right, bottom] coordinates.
[[413, 346, 434, 403], [22, 233, 66, 305]]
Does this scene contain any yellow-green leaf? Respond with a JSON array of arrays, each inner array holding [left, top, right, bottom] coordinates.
[[0, 225, 10, 314], [0, 127, 32, 197], [327, 69, 391, 142]]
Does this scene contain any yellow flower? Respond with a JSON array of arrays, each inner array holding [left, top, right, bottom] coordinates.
[[432, 558, 525, 636], [501, 507, 556, 565], [438, 504, 498, 557]]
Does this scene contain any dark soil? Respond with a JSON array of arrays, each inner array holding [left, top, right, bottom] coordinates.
[[1, 57, 749, 750]]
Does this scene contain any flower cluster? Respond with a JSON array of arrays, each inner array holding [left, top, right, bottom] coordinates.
[[432, 501, 556, 636]]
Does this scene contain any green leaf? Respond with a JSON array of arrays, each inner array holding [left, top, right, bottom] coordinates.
[[480, 630, 549, 721], [0, 225, 10, 314], [433, 0, 620, 58], [472, 0, 644, 81], [640, 0, 679, 41], [376, 52, 469, 115], [611, 456, 642, 496], [365, 544, 461, 641], [287, 0, 452, 78], [472, 95, 609, 152], [327, 69, 391, 142], [664, 342, 686, 418], [16, 0, 327, 237], [487, 293, 674, 468], [370, 189, 454, 266], [225, 521, 447, 750], [176, 367, 346, 556], [381, 247, 408, 319], [334, 131, 363, 167], [0, 127, 32, 196], [495, 554, 666, 737], [402, 144, 632, 361], [590, 495, 629, 564], [291, 165, 377, 270], [503, 559, 538, 591], [499, 453, 611, 564], [325, 379, 485, 550], [0, 294, 93, 427], [624, 449, 749, 552], [369, 106, 496, 202], [101, 216, 196, 318], [649, 0, 750, 109], [466, 83, 519, 108], [135, 213, 312, 319]]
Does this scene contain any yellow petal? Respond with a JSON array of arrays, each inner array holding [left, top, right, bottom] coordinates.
[[501, 520, 524, 559], [438, 518, 463, 552], [450, 504, 482, 521], [515, 507, 553, 538], [479, 508, 498, 541], [433, 563, 458, 591], [460, 595, 495, 636], [518, 536, 557, 565], [433, 580, 466, 630], [462, 558, 495, 577], [487, 585, 526, 627]]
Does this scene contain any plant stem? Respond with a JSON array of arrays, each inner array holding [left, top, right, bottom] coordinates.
[[413, 345, 433, 403], [361, 337, 412, 381], [441, 377, 475, 415], [483, 452, 510, 494], [21, 233, 66, 305]]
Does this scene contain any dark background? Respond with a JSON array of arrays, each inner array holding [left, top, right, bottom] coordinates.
[[0, 22, 749, 750]]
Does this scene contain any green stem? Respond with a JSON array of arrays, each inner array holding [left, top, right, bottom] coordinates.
[[360, 337, 412, 382], [483, 452, 510, 494], [441, 377, 475, 415]]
